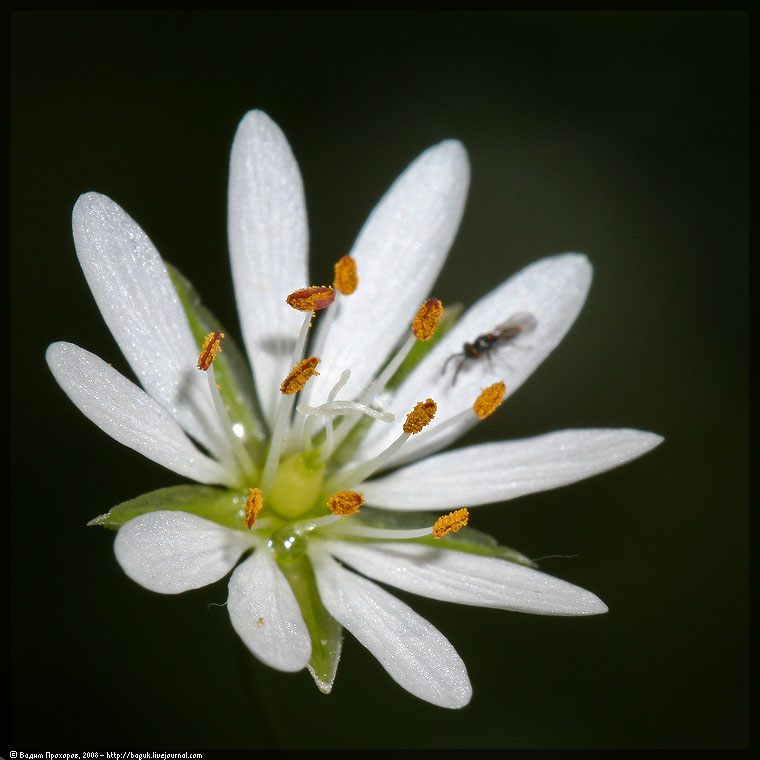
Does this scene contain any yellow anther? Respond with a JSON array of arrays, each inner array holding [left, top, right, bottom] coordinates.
[[473, 382, 506, 420], [412, 298, 443, 341], [333, 255, 358, 295], [197, 331, 225, 371], [403, 398, 437, 435], [280, 356, 321, 395], [286, 286, 336, 312], [432, 508, 470, 538], [327, 490, 364, 516], [244, 488, 264, 529]]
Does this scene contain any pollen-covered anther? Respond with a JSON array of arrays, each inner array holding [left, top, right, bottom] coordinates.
[[432, 508, 470, 538], [473, 381, 506, 419], [244, 488, 264, 529], [412, 298, 443, 341], [280, 356, 321, 395], [403, 398, 437, 434], [333, 255, 358, 295], [286, 286, 336, 312], [197, 331, 225, 371], [327, 490, 364, 516]]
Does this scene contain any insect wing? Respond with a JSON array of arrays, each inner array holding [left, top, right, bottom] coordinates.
[[496, 312, 538, 337]]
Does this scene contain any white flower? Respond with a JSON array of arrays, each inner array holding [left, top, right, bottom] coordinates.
[[46, 110, 662, 709]]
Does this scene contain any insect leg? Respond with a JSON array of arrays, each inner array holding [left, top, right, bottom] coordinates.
[[442, 351, 464, 377], [452, 356, 467, 385]]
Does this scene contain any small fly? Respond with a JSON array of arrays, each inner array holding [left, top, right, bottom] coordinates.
[[442, 312, 538, 385]]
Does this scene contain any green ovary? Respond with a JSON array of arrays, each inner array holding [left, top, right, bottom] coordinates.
[[266, 451, 326, 519]]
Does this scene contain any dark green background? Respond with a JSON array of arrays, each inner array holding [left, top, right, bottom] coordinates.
[[11, 11, 747, 749]]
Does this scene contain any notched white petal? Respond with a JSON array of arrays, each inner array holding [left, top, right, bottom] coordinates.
[[72, 192, 226, 457], [228, 110, 309, 426], [46, 342, 233, 485], [362, 428, 664, 509], [321, 540, 608, 616], [227, 547, 311, 672], [302, 139, 471, 410], [310, 550, 472, 709], [114, 511, 252, 594]]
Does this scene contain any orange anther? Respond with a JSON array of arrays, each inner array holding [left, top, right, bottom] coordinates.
[[286, 286, 336, 312], [280, 356, 321, 395], [412, 298, 443, 341], [432, 508, 469, 538], [333, 256, 358, 296], [403, 398, 437, 435]]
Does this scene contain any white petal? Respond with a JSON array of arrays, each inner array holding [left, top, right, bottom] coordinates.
[[310, 550, 471, 708], [227, 548, 311, 672], [321, 540, 608, 616], [72, 192, 227, 458], [46, 342, 233, 485], [227, 110, 309, 425], [361, 428, 664, 509], [301, 140, 470, 410], [357, 254, 593, 467], [114, 511, 252, 594]]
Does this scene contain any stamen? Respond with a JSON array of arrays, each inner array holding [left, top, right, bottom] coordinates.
[[280, 356, 321, 395], [327, 490, 364, 516], [403, 398, 437, 434], [289, 513, 342, 534], [327, 523, 433, 540], [310, 258, 359, 364], [330, 298, 444, 453], [261, 307, 322, 491], [412, 382, 507, 445], [326, 508, 469, 541], [333, 255, 358, 295], [286, 286, 335, 312], [244, 488, 264, 529], [360, 297, 445, 408], [197, 331, 225, 371], [432, 508, 469, 538], [472, 382, 506, 419], [412, 298, 443, 341], [195, 328, 253, 480], [203, 364, 257, 479], [325, 398, 437, 493]]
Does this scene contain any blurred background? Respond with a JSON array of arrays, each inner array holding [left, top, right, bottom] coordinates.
[[11, 11, 747, 750]]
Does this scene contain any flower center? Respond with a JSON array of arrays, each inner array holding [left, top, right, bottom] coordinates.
[[192, 267, 499, 551], [267, 450, 325, 519]]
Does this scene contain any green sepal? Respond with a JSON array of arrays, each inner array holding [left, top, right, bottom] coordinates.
[[167, 262, 266, 460], [351, 506, 537, 568], [278, 554, 343, 694], [87, 485, 247, 531]]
